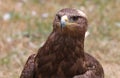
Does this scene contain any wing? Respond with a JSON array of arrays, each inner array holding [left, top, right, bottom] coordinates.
[[73, 70, 101, 78], [73, 53, 104, 78], [20, 54, 36, 78]]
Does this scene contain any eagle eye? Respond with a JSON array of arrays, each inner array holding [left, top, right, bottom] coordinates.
[[71, 16, 79, 21], [57, 15, 61, 20]]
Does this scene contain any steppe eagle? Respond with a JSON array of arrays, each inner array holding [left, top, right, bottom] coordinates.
[[20, 8, 104, 78]]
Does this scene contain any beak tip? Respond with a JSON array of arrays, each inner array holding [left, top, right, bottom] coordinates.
[[60, 21, 66, 28]]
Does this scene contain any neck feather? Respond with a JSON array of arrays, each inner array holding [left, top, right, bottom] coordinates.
[[44, 31, 85, 59]]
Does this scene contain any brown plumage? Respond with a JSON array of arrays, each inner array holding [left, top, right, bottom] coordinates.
[[20, 8, 104, 78]]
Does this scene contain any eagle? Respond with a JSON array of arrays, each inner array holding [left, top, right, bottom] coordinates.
[[20, 8, 104, 78]]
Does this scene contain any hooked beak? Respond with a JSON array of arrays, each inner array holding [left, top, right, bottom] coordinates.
[[60, 15, 69, 29]]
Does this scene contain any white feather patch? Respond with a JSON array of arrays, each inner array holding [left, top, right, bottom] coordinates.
[[85, 31, 90, 38]]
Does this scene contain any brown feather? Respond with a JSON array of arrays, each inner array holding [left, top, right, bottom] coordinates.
[[20, 54, 36, 78], [20, 8, 104, 78]]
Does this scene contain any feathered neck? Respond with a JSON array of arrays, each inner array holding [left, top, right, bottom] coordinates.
[[40, 30, 85, 59], [35, 30, 87, 77]]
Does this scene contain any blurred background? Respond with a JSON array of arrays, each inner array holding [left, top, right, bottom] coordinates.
[[0, 0, 120, 78]]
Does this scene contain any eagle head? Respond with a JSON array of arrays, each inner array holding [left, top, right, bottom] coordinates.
[[53, 8, 88, 36]]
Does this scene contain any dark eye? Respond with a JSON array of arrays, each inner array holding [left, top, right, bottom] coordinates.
[[72, 16, 79, 21], [57, 15, 61, 20]]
